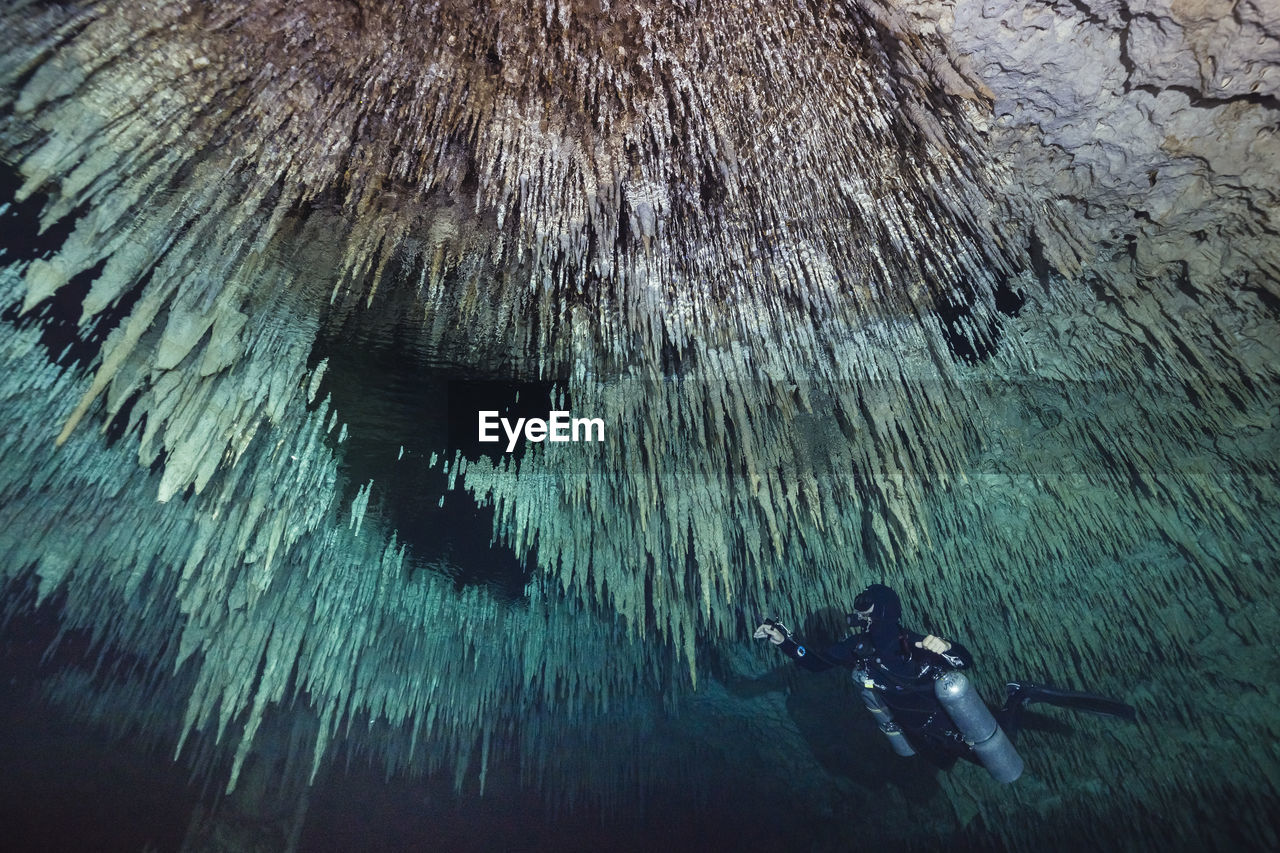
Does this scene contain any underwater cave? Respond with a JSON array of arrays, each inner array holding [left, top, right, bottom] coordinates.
[[1, 1, 1278, 850]]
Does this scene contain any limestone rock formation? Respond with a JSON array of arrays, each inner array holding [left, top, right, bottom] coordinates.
[[0, 1, 1276, 849]]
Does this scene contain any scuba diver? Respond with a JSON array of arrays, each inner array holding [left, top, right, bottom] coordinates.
[[753, 584, 1136, 782]]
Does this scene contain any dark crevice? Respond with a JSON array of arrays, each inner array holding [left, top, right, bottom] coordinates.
[[1173, 260, 1199, 302], [1241, 278, 1280, 318], [993, 273, 1026, 318], [1086, 274, 1120, 309], [698, 160, 726, 209], [1132, 82, 1280, 113], [1116, 10, 1137, 84], [931, 273, 1012, 364], [1111, 4, 1280, 112], [103, 387, 145, 448], [1062, 0, 1111, 28], [614, 187, 633, 253], [1026, 227, 1052, 293]]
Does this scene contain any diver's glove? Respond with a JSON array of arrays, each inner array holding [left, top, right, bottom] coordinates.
[[915, 635, 952, 654], [753, 618, 790, 645], [915, 634, 970, 669]]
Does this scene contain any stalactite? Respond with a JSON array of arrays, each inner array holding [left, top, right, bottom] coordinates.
[[1, 0, 1278, 849]]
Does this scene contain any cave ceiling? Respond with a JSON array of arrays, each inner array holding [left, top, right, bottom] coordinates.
[[1, 0, 1277, 849]]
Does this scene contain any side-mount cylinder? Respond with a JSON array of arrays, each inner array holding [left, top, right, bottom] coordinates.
[[858, 679, 916, 757], [934, 671, 1023, 783]]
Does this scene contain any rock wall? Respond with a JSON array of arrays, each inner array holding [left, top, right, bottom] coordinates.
[[0, 1, 1277, 849]]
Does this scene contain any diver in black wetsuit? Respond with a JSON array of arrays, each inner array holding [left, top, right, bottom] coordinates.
[[754, 584, 1136, 771]]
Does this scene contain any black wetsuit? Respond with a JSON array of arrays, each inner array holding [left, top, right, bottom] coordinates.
[[778, 628, 981, 767], [770, 585, 1136, 769], [773, 584, 991, 768]]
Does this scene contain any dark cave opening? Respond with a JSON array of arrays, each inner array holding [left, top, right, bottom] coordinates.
[[308, 314, 560, 601], [931, 272, 1026, 365]]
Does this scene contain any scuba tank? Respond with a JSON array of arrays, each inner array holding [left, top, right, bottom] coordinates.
[[855, 669, 916, 757], [935, 670, 1023, 783], [852, 630, 1023, 782], [851, 629, 916, 758]]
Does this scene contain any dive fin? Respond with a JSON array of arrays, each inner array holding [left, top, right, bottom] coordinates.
[[1006, 682, 1137, 722]]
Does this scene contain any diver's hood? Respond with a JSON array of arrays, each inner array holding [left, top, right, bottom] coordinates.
[[858, 584, 902, 657]]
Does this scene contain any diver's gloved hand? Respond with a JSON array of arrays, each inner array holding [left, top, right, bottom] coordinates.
[[915, 634, 952, 654], [753, 622, 787, 645]]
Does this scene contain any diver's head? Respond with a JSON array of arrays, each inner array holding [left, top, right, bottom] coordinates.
[[846, 596, 874, 631], [845, 584, 902, 636]]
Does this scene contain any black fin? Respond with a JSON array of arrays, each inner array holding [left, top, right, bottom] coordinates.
[[1011, 682, 1137, 722]]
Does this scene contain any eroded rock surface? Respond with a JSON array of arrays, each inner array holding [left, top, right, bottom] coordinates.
[[0, 2, 1276, 849]]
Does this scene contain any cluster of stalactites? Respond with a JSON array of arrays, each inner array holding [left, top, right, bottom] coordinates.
[[0, 0, 1033, 665], [456, 253, 1280, 846], [2, 0, 1024, 398], [0, 296, 680, 802], [0, 0, 1024, 810], [457, 259, 1280, 657], [2, 2, 1279, 846]]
